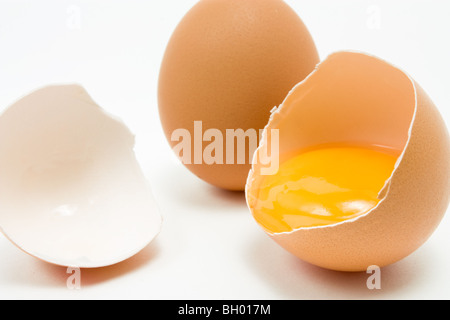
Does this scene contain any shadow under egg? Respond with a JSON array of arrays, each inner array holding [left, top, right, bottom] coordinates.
[[244, 233, 432, 299]]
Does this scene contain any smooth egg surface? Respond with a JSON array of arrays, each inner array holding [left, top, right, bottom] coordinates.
[[158, 0, 319, 190]]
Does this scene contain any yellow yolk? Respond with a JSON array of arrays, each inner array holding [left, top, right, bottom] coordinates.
[[253, 146, 399, 233]]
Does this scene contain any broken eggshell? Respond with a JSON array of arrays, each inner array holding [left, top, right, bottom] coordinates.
[[246, 51, 450, 272], [0, 85, 162, 268]]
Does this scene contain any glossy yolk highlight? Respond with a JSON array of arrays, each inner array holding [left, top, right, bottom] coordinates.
[[253, 146, 399, 233]]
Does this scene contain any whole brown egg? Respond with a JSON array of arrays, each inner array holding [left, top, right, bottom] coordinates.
[[158, 0, 319, 191]]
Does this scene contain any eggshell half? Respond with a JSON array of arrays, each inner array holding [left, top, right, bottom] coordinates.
[[0, 85, 162, 268], [246, 51, 450, 272]]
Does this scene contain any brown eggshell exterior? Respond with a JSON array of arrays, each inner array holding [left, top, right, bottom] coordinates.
[[158, 0, 319, 191], [247, 52, 450, 272]]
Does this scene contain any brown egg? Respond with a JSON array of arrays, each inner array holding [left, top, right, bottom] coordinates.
[[246, 51, 450, 272], [158, 0, 319, 191]]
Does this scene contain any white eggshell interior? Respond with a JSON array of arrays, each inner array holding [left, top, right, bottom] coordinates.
[[0, 85, 162, 268]]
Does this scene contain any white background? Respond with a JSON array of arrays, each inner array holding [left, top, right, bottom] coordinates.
[[0, 0, 449, 300]]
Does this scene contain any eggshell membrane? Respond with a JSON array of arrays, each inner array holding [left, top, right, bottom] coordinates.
[[158, 0, 319, 191], [246, 51, 450, 272], [0, 85, 162, 268]]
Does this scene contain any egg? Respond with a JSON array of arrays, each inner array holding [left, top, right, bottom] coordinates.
[[0, 85, 162, 268], [246, 51, 450, 272], [158, 0, 319, 191]]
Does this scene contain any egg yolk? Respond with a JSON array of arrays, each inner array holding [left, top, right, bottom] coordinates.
[[253, 146, 399, 233]]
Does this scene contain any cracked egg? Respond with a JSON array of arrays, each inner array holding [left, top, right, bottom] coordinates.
[[246, 51, 450, 272], [0, 85, 162, 268]]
